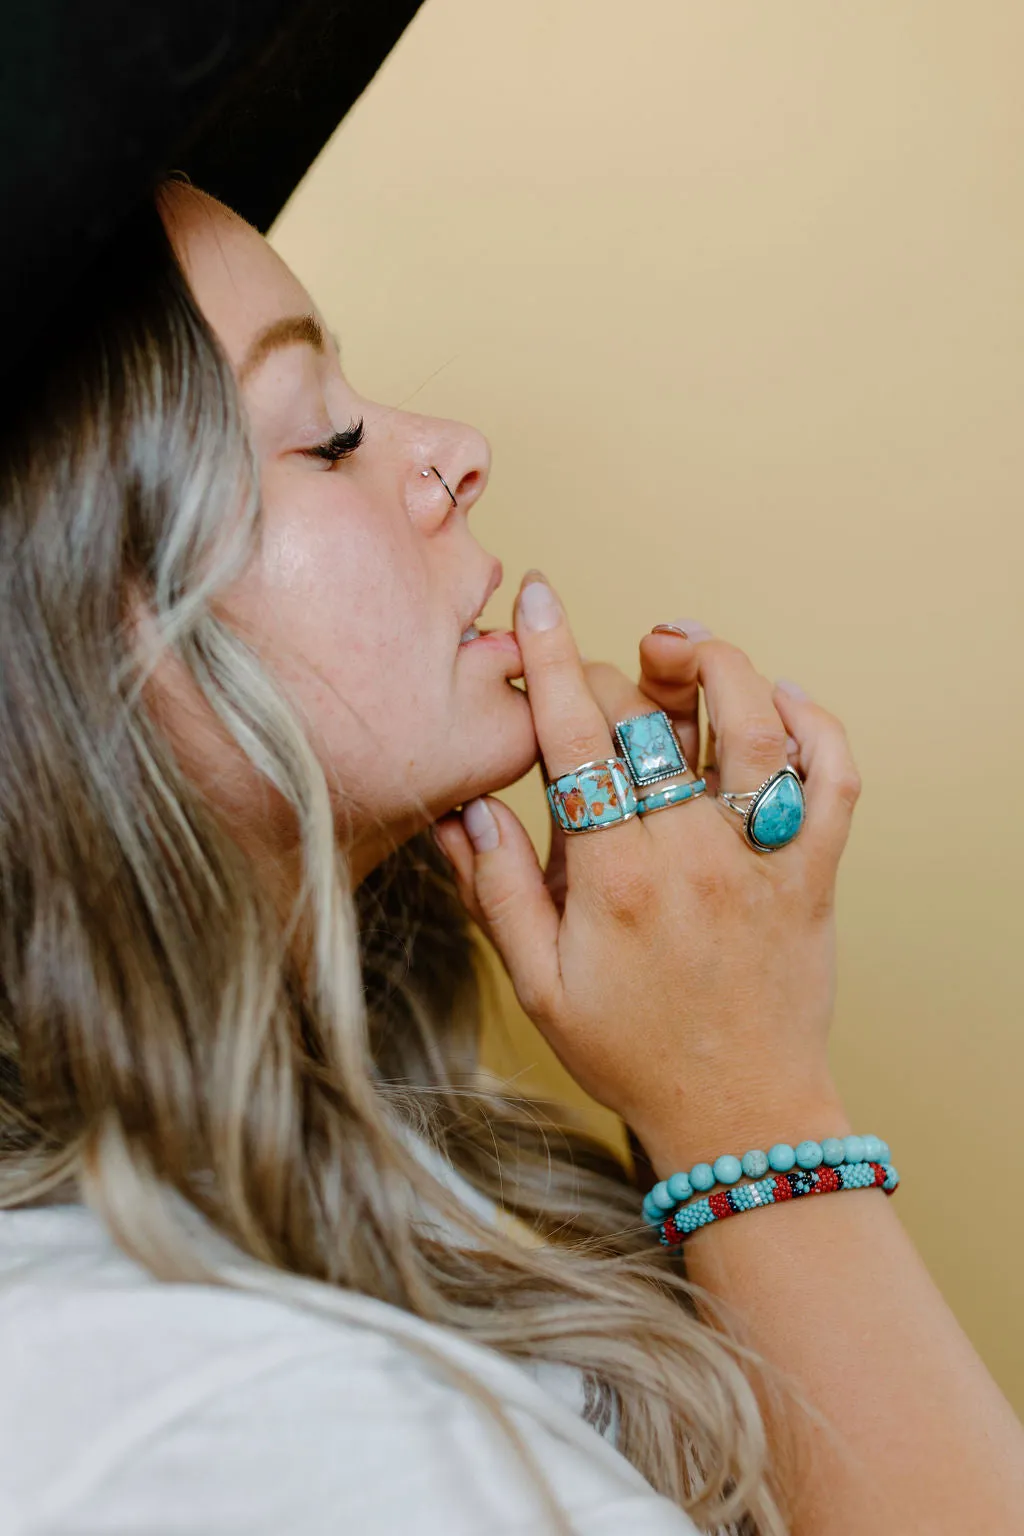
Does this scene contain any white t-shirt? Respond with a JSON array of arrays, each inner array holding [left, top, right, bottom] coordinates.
[[0, 1168, 702, 1536]]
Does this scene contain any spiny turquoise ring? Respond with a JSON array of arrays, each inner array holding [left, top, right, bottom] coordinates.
[[719, 765, 806, 852], [636, 778, 707, 818], [613, 709, 688, 787], [546, 758, 638, 835]]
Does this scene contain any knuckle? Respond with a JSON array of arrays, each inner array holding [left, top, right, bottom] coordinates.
[[834, 766, 863, 811], [686, 854, 732, 905], [479, 881, 524, 934], [808, 883, 838, 922], [597, 860, 658, 923], [732, 717, 788, 770], [516, 974, 557, 1024], [556, 726, 607, 770]]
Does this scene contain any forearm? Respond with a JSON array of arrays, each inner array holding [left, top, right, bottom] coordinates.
[[642, 1108, 1024, 1535]]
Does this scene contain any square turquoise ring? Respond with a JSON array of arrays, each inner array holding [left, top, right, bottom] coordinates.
[[546, 758, 638, 834], [613, 709, 688, 787]]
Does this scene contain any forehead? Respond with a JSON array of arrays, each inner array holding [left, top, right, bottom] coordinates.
[[160, 185, 316, 372]]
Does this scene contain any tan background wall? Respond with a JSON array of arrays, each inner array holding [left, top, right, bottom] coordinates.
[[272, 0, 1024, 1411]]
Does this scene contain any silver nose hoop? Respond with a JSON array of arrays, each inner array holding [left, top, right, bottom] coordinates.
[[420, 465, 458, 509]]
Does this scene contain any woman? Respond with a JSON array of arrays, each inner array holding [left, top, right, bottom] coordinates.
[[0, 178, 1021, 1536]]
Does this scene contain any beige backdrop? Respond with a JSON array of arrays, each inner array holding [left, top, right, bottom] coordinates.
[[272, 0, 1024, 1412]]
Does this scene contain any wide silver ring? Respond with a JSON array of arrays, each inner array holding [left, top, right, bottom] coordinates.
[[546, 757, 638, 834], [719, 765, 806, 853]]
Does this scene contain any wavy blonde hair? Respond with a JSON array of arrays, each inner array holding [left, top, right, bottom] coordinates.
[[0, 189, 788, 1534]]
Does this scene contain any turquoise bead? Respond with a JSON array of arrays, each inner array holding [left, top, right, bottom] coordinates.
[[642, 1193, 663, 1224], [861, 1134, 885, 1163], [795, 1139, 823, 1169], [713, 1154, 742, 1186], [689, 1162, 715, 1192], [768, 1143, 796, 1172], [666, 1172, 693, 1203], [649, 1181, 676, 1212], [820, 1137, 846, 1167], [741, 1149, 769, 1178], [876, 1139, 891, 1164], [842, 1135, 866, 1164]]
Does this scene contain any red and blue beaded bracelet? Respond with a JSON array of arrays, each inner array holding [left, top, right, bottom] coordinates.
[[656, 1159, 899, 1246]]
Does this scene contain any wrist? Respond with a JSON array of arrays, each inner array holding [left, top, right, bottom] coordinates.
[[628, 1079, 852, 1182]]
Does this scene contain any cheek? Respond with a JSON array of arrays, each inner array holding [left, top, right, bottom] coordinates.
[[225, 491, 446, 773]]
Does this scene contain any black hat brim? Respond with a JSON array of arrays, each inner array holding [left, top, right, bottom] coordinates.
[[1, 0, 426, 368]]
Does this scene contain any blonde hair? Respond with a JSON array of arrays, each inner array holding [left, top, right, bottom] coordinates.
[[0, 189, 787, 1534]]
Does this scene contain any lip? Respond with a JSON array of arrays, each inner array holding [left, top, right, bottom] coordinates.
[[458, 627, 524, 678], [460, 558, 504, 635]]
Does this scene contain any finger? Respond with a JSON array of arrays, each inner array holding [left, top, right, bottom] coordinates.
[[584, 660, 699, 789], [541, 776, 569, 916], [773, 681, 862, 867], [698, 640, 789, 799], [435, 797, 561, 1019], [585, 660, 655, 733], [637, 622, 704, 768], [514, 571, 616, 782]]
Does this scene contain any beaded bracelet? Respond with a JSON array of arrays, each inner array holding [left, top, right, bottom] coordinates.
[[641, 1133, 891, 1226], [657, 1160, 899, 1246]]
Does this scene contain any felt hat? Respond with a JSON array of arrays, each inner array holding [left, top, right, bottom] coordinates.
[[1, 0, 426, 370]]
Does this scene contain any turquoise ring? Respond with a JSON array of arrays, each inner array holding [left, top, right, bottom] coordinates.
[[546, 757, 638, 835], [719, 765, 805, 852], [636, 778, 707, 818], [613, 709, 688, 787]]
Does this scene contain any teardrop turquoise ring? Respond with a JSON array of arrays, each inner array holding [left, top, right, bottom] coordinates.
[[719, 765, 806, 853]]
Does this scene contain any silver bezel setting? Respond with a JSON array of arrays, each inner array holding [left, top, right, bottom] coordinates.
[[613, 710, 688, 788], [721, 765, 805, 853]]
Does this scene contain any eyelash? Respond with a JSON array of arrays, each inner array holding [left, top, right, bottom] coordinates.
[[304, 417, 365, 466]]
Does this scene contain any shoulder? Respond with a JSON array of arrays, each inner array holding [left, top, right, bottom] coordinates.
[[0, 1207, 699, 1536]]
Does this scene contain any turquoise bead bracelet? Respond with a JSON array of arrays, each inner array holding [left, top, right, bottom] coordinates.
[[657, 1160, 900, 1246], [641, 1134, 892, 1226]]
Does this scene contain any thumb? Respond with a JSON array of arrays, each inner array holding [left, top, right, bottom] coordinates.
[[433, 797, 562, 1019]]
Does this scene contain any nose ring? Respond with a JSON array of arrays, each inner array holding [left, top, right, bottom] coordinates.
[[420, 465, 458, 509]]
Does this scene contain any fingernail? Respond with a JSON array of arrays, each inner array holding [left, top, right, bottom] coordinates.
[[462, 798, 500, 853], [660, 618, 713, 642], [518, 576, 560, 632], [775, 678, 810, 700], [649, 624, 690, 640]]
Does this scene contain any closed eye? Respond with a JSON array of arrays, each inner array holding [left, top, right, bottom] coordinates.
[[303, 418, 365, 466]]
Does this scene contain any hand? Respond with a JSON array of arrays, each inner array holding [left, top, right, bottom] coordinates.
[[433, 575, 861, 1171]]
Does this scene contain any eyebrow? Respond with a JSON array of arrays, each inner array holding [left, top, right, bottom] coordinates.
[[238, 313, 329, 384]]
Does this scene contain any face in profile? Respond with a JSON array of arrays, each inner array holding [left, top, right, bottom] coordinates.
[[159, 185, 536, 878]]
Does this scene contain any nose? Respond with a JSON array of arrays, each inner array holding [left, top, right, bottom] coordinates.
[[404, 417, 491, 532]]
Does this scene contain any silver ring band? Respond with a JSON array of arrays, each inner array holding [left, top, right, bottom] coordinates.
[[635, 778, 707, 818]]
